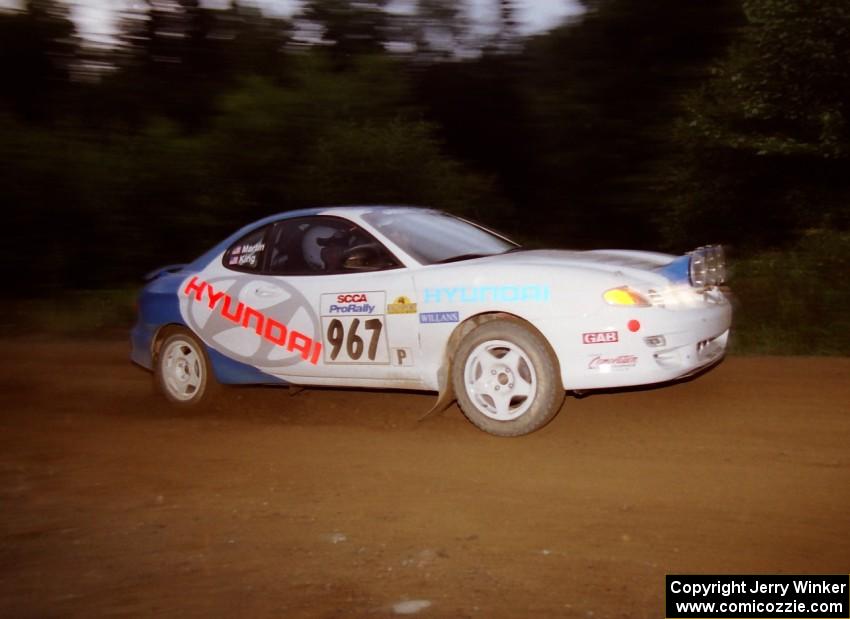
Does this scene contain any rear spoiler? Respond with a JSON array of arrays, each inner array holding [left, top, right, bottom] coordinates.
[[143, 264, 186, 282]]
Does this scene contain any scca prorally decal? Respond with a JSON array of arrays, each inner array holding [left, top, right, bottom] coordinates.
[[423, 285, 550, 304], [328, 292, 375, 314], [183, 276, 321, 366], [329, 303, 375, 314], [420, 311, 460, 324], [582, 331, 619, 344], [320, 291, 389, 364], [320, 291, 385, 317]]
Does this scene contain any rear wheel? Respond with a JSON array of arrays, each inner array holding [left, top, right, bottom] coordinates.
[[155, 329, 217, 406], [452, 319, 564, 436]]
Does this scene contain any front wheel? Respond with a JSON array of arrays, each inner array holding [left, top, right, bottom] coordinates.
[[452, 319, 564, 436], [155, 329, 217, 406]]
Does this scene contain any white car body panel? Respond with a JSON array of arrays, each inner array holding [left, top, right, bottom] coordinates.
[[176, 207, 731, 394]]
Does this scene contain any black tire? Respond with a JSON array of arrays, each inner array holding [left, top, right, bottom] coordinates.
[[451, 319, 564, 436], [154, 329, 218, 407]]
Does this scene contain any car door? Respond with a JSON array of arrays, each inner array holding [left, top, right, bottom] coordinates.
[[260, 216, 422, 387]]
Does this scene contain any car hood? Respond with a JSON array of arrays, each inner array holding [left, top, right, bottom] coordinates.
[[495, 249, 674, 268], [462, 249, 684, 285]]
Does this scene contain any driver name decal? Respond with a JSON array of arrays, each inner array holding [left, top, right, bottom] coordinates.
[[228, 241, 265, 267], [183, 276, 322, 365]]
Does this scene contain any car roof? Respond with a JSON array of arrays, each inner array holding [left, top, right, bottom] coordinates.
[[299, 204, 435, 219], [234, 204, 438, 231], [185, 205, 437, 271]]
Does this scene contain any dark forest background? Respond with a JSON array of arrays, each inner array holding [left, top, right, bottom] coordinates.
[[1, 0, 848, 352]]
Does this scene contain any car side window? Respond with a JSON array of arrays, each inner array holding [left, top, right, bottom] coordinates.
[[267, 217, 400, 276], [223, 226, 268, 272]]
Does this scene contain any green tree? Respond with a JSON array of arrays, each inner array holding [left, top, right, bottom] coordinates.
[[105, 1, 292, 131], [299, 0, 390, 66], [292, 118, 500, 217], [206, 54, 502, 220], [421, 0, 741, 247], [664, 0, 850, 249], [0, 0, 77, 121]]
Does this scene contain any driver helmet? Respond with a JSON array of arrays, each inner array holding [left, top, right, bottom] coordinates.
[[301, 225, 338, 270], [301, 226, 348, 270]]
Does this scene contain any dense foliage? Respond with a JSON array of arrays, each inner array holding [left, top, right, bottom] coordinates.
[[664, 0, 850, 249], [0, 0, 742, 287]]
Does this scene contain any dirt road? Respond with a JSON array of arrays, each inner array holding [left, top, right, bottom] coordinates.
[[1, 339, 848, 618]]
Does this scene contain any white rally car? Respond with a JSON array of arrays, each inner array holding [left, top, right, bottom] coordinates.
[[132, 206, 731, 436]]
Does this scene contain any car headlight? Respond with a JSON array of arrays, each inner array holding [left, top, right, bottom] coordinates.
[[689, 245, 726, 287], [603, 287, 650, 307]]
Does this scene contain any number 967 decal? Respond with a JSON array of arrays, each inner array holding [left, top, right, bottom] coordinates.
[[320, 292, 389, 364]]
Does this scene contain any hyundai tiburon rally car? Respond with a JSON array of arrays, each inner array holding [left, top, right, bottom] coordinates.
[[132, 206, 731, 436]]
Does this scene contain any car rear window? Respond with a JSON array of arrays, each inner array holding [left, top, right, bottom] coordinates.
[[223, 227, 267, 272]]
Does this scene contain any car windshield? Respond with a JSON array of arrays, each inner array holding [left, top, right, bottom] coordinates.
[[361, 209, 518, 265]]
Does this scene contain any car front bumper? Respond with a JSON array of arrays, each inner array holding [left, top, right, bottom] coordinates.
[[536, 295, 733, 391]]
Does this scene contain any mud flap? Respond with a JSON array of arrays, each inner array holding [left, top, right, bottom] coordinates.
[[418, 364, 455, 421]]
